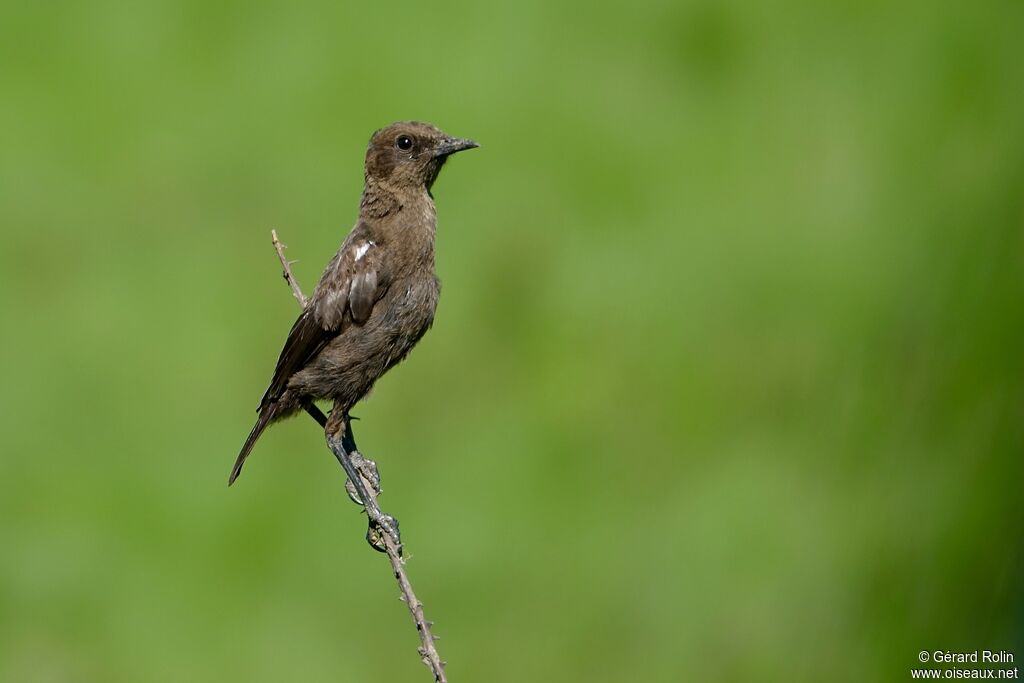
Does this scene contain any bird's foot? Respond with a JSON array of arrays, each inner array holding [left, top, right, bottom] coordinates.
[[343, 451, 381, 505], [366, 513, 401, 554]]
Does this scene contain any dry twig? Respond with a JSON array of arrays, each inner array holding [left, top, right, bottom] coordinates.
[[271, 229, 308, 308], [271, 230, 448, 682]]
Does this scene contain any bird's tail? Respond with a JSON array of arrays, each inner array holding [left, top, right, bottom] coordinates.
[[229, 405, 277, 486]]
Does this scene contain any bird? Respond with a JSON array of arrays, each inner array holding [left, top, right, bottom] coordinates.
[[229, 121, 478, 542]]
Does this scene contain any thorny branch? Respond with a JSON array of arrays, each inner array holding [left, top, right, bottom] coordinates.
[[270, 230, 448, 682], [271, 229, 308, 308]]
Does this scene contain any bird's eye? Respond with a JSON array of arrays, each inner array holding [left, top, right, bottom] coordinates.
[[396, 135, 413, 151]]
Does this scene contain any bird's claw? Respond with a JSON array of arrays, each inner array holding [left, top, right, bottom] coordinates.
[[343, 452, 381, 505], [367, 514, 401, 554]]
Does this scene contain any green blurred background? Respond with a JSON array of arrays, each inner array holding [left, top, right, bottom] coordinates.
[[1, 1, 1022, 681]]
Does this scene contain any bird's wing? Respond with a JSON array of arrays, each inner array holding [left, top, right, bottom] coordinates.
[[258, 224, 386, 409]]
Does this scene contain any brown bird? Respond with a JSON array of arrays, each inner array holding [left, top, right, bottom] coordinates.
[[230, 121, 478, 542]]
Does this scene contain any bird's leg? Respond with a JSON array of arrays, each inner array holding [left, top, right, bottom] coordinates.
[[303, 401, 328, 427], [341, 419, 382, 504], [342, 421, 391, 551], [324, 406, 400, 553], [305, 401, 381, 504]]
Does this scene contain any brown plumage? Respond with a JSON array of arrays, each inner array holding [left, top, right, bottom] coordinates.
[[230, 121, 478, 485]]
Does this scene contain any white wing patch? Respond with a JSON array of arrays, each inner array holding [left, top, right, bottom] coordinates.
[[354, 241, 374, 261]]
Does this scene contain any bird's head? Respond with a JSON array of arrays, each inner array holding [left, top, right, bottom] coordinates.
[[365, 121, 478, 191]]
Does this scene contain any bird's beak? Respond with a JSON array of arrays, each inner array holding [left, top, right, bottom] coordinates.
[[433, 137, 479, 158]]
